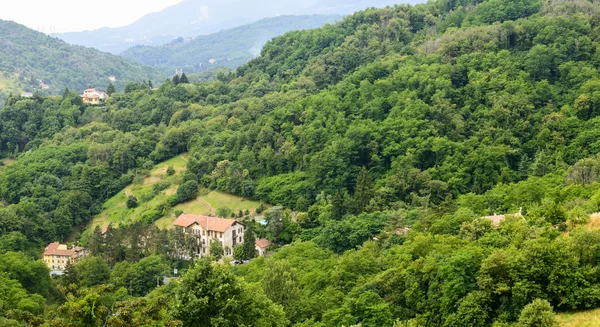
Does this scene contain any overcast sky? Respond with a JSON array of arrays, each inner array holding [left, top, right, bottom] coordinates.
[[0, 0, 182, 33]]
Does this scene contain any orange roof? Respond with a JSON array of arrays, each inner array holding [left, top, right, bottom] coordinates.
[[172, 214, 241, 232], [255, 238, 271, 249], [43, 242, 74, 257]]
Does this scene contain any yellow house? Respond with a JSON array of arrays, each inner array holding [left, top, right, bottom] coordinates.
[[81, 88, 108, 105], [43, 242, 87, 271]]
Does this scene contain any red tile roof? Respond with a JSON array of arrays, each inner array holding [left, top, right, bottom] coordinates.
[[43, 242, 74, 257], [172, 214, 241, 232], [255, 238, 271, 249]]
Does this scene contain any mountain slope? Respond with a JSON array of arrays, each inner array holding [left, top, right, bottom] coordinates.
[[54, 0, 417, 53], [0, 20, 164, 98], [120, 15, 342, 75]]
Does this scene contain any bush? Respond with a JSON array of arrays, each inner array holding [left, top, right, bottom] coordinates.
[[176, 180, 199, 203], [152, 180, 171, 194], [216, 207, 232, 218], [516, 299, 558, 327], [167, 166, 175, 176], [126, 195, 138, 209]]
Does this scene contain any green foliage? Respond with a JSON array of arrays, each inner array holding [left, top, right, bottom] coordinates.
[[73, 256, 110, 288], [517, 299, 559, 327], [126, 195, 138, 209], [176, 180, 199, 203], [216, 207, 232, 218], [166, 165, 175, 176], [242, 224, 257, 260], [171, 259, 287, 326], [0, 20, 163, 97], [209, 240, 224, 260]]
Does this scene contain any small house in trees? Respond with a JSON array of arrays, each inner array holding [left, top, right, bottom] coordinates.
[[108, 75, 116, 82], [172, 214, 246, 258], [21, 92, 33, 98], [255, 238, 271, 256], [481, 208, 523, 226], [39, 82, 50, 89], [43, 242, 87, 271], [81, 88, 109, 105]]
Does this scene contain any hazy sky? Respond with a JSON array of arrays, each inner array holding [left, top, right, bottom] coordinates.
[[0, 0, 182, 33]]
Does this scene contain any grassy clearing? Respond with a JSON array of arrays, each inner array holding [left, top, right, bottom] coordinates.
[[557, 308, 600, 327], [87, 153, 262, 234]]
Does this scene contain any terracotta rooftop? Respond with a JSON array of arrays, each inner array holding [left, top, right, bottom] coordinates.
[[43, 242, 74, 257], [172, 214, 241, 233], [255, 238, 271, 249]]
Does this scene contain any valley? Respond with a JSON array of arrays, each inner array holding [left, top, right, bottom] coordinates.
[[2, 0, 600, 326]]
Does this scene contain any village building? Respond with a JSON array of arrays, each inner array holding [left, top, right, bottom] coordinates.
[[43, 242, 87, 271], [255, 238, 271, 256], [481, 208, 524, 226], [108, 75, 116, 82], [21, 92, 33, 98], [172, 214, 246, 258], [81, 88, 109, 105]]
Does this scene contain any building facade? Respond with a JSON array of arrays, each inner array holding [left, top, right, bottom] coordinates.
[[81, 88, 109, 105], [43, 243, 87, 271], [255, 238, 271, 256], [172, 214, 246, 258]]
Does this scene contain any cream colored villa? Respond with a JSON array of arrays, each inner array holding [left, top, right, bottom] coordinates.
[[173, 214, 246, 257]]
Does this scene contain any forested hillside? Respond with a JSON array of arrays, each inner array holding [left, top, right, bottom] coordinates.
[[0, 20, 164, 99], [4, 0, 600, 326], [120, 15, 342, 75]]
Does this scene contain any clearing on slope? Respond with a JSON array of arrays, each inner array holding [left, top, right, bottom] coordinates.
[[88, 154, 263, 234], [557, 308, 600, 327]]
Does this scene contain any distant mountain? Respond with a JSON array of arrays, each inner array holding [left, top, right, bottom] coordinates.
[[120, 15, 342, 75], [0, 20, 164, 101], [54, 0, 418, 53]]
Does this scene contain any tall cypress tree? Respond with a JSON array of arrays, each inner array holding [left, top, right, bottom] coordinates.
[[353, 166, 373, 214], [242, 224, 256, 260], [172, 74, 180, 85], [179, 73, 189, 84], [106, 83, 116, 96]]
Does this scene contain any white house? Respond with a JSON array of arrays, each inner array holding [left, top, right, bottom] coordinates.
[[173, 214, 246, 258]]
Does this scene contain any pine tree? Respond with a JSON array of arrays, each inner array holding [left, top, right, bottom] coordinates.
[[106, 83, 116, 96], [353, 166, 373, 214], [88, 225, 103, 256], [148, 80, 153, 89], [63, 87, 70, 98], [242, 224, 257, 260], [331, 191, 346, 220], [172, 74, 180, 85], [180, 73, 189, 84]]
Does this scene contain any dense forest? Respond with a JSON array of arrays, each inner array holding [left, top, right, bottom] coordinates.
[[0, 20, 164, 100], [3, 0, 600, 326], [120, 15, 342, 75]]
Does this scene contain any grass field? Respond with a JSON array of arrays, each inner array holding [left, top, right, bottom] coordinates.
[[87, 153, 262, 234], [557, 307, 600, 327]]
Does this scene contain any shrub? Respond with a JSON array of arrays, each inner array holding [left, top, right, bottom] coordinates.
[[126, 195, 138, 209]]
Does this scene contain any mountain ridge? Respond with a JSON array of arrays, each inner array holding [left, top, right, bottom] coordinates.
[[120, 14, 342, 75], [53, 0, 420, 53], [0, 19, 165, 101]]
